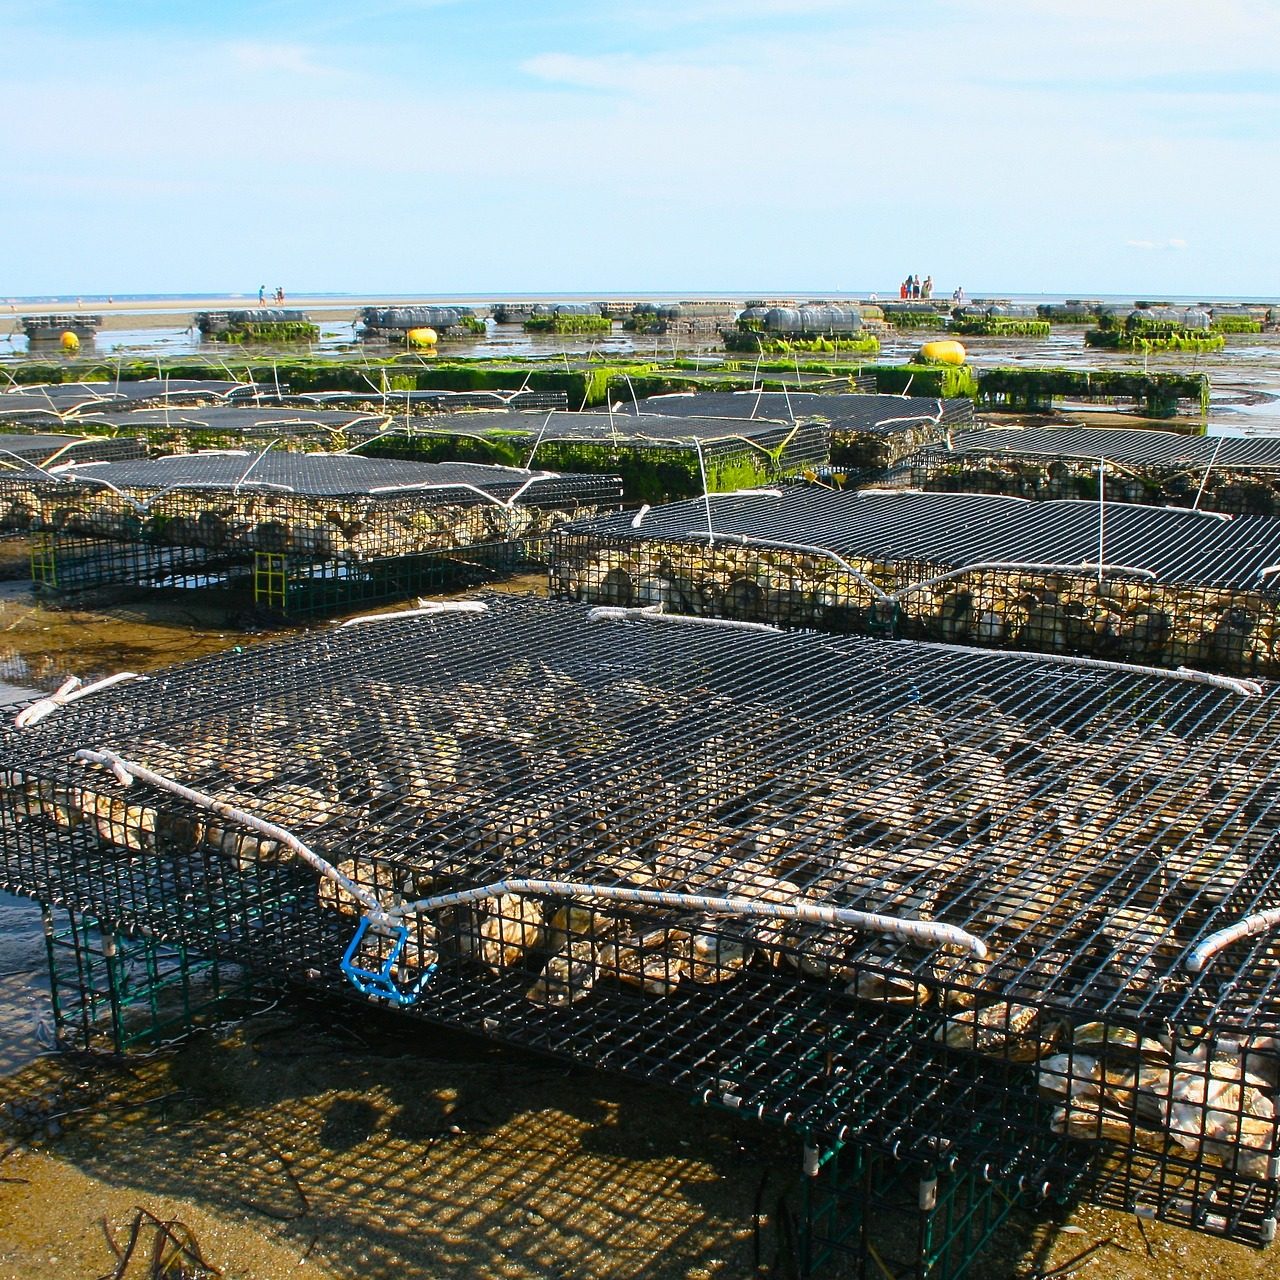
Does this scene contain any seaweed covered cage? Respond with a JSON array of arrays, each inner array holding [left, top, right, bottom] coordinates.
[[2, 595, 1280, 1245], [897, 427, 1280, 517], [621, 392, 973, 478], [0, 433, 146, 468], [351, 410, 830, 503], [551, 488, 1280, 678], [67, 406, 392, 454]]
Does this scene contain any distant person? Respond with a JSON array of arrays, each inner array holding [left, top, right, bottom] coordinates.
[[953, 285, 965, 305], [258, 284, 266, 305], [275, 286, 284, 304], [899, 279, 908, 300], [911, 275, 921, 299], [922, 275, 933, 299]]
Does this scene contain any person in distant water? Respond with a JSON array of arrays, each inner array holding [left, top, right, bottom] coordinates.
[[258, 284, 266, 305], [952, 285, 964, 305], [922, 275, 933, 299]]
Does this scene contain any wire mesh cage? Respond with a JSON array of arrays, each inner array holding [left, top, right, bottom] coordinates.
[[65, 406, 391, 454], [550, 488, 1280, 677], [6, 453, 621, 616], [894, 427, 1280, 517], [616, 393, 973, 478], [0, 382, 249, 429], [0, 595, 1278, 1246], [349, 410, 830, 503]]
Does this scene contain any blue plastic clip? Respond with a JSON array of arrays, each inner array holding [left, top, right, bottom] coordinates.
[[340, 917, 437, 1007]]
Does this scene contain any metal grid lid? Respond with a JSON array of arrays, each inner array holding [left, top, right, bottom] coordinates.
[[939, 426, 1280, 471], [40, 452, 622, 504], [68, 406, 388, 434], [566, 488, 1280, 589]]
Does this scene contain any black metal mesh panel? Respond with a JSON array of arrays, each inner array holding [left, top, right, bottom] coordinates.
[[0, 433, 146, 466], [0, 454, 623, 561], [897, 427, 1280, 516], [550, 489, 1280, 677], [67, 406, 389, 445], [0, 595, 1277, 1241]]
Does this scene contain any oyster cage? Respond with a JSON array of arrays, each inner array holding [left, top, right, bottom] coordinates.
[[5, 453, 620, 617], [65, 406, 392, 454], [349, 410, 830, 504], [619, 392, 973, 477], [1, 595, 1279, 1246], [894, 427, 1280, 517], [550, 487, 1280, 678]]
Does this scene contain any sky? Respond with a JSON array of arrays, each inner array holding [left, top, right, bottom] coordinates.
[[1, 0, 1278, 298]]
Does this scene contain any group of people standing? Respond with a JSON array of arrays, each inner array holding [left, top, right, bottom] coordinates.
[[900, 274, 933, 300], [257, 284, 285, 305]]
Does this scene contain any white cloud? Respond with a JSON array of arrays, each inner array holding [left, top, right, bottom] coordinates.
[[224, 41, 334, 78]]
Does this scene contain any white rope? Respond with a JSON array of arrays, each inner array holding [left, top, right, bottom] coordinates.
[[905, 638, 1263, 697], [1187, 908, 1280, 972], [74, 748, 384, 915], [14, 671, 143, 728], [891, 560, 1158, 601], [389, 880, 989, 958], [587, 603, 782, 634], [339, 600, 489, 627], [70, 748, 987, 958]]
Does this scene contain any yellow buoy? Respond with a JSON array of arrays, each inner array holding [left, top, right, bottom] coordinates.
[[59, 330, 80, 353], [918, 339, 966, 365], [406, 327, 437, 348]]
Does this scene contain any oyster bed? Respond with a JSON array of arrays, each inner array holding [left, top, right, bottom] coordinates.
[[0, 596, 1277, 1214], [551, 489, 1280, 677]]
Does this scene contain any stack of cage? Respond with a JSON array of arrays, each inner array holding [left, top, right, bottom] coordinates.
[[550, 487, 1280, 677], [0, 595, 1277, 1249], [357, 306, 484, 340], [4, 453, 621, 617], [616, 392, 972, 478], [66, 406, 392, 454], [893, 426, 1280, 517], [348, 410, 830, 503], [20, 314, 102, 341]]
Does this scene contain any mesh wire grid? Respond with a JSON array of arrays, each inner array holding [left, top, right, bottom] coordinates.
[[0, 434, 146, 467], [67, 405, 390, 444], [289, 389, 570, 413], [0, 454, 623, 563], [551, 488, 1280, 678], [895, 427, 1280, 517], [0, 596, 1279, 1239]]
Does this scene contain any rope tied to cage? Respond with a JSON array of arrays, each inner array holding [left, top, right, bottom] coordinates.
[[73, 748, 386, 916], [1186, 908, 1280, 973], [13, 672, 144, 728], [587, 604, 782, 634], [388, 880, 989, 958], [906, 639, 1263, 696], [338, 600, 489, 627]]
